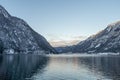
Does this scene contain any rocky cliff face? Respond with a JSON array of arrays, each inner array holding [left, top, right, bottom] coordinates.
[[0, 5, 56, 54], [56, 21, 120, 53]]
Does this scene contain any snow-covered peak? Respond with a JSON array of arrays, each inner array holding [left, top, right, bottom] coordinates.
[[0, 5, 10, 18], [105, 21, 120, 33], [108, 21, 120, 27]]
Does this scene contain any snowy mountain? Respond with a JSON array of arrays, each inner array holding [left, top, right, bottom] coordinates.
[[73, 21, 120, 53], [50, 40, 81, 47], [0, 5, 56, 54], [56, 21, 120, 53]]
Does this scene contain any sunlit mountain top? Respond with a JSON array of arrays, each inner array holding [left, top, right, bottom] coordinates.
[[108, 20, 120, 26], [49, 36, 87, 47]]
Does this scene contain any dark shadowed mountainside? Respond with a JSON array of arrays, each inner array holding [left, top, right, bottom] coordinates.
[[0, 5, 56, 54]]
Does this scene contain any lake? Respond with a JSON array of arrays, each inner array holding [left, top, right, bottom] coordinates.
[[0, 54, 120, 80]]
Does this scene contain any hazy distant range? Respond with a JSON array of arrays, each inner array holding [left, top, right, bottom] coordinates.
[[49, 36, 87, 47]]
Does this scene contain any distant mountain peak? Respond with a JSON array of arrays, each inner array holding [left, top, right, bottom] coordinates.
[[108, 21, 120, 27], [0, 5, 10, 18]]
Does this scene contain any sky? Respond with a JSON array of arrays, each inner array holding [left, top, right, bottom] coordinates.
[[0, 0, 120, 42]]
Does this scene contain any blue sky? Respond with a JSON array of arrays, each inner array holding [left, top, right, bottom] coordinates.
[[0, 0, 120, 41]]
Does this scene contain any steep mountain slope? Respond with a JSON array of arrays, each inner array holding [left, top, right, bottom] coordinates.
[[0, 5, 56, 54], [56, 21, 120, 53], [73, 21, 120, 53]]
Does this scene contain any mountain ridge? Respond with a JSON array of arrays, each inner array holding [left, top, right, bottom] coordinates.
[[55, 21, 120, 53], [0, 5, 56, 54]]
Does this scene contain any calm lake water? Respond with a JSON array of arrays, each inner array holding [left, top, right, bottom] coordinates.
[[0, 54, 120, 80]]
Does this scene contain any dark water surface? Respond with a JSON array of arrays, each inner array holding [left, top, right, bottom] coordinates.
[[0, 54, 120, 80]]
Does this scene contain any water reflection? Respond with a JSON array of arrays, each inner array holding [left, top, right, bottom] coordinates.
[[0, 55, 120, 80], [33, 55, 120, 80], [79, 56, 120, 80], [0, 54, 48, 80]]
